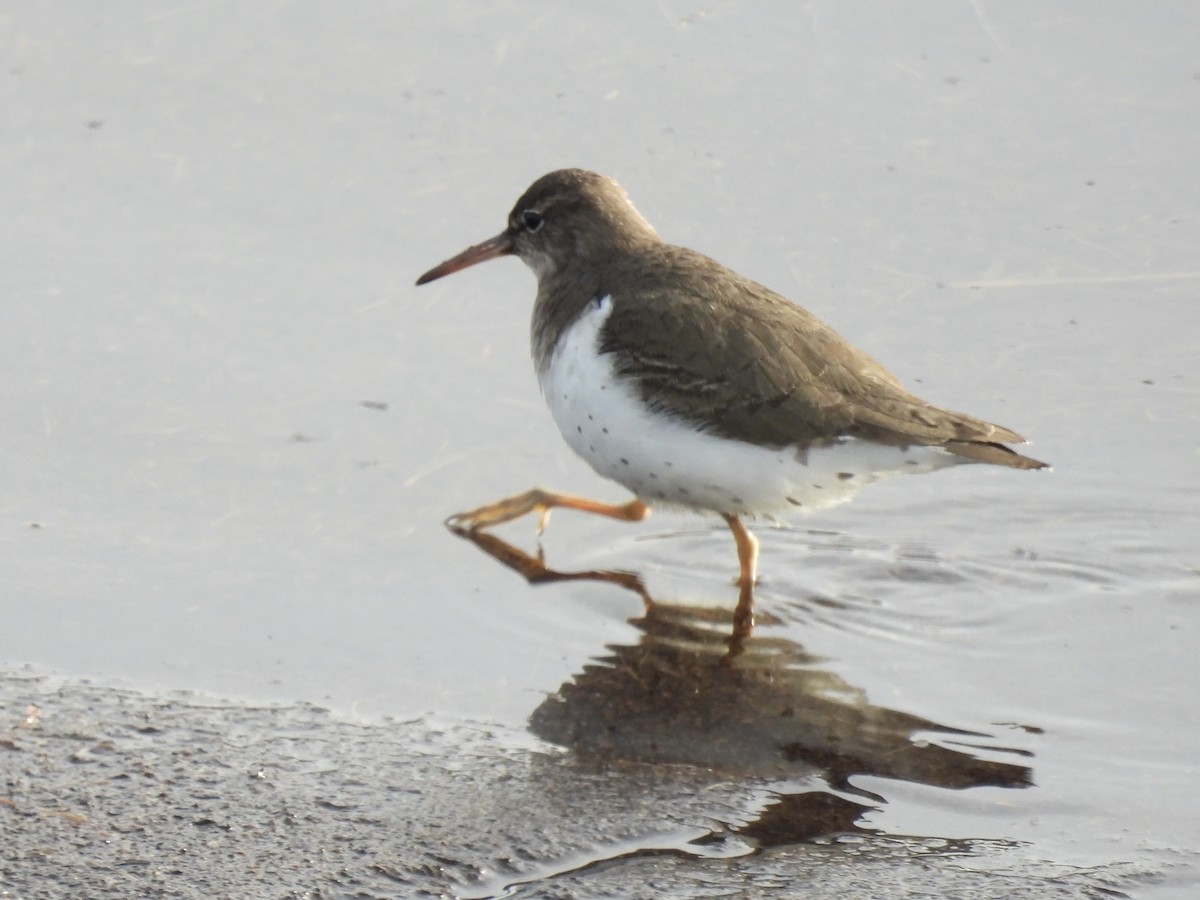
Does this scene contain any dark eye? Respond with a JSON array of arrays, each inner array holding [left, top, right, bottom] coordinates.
[[521, 210, 544, 233]]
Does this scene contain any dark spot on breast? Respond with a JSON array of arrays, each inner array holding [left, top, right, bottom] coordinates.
[[602, 427, 609, 434], [589, 445, 595, 452], [648, 472, 658, 480], [664, 461, 673, 468], [837, 472, 854, 480], [577, 426, 582, 434], [620, 458, 629, 465], [787, 497, 803, 506]]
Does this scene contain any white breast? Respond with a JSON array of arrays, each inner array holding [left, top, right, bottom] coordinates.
[[537, 296, 964, 518]]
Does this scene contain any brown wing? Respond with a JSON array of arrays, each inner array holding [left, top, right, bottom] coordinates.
[[601, 248, 1046, 470]]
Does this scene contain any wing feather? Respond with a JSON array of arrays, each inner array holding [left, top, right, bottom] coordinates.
[[599, 247, 1046, 470]]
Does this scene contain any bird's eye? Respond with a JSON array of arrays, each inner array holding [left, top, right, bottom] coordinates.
[[521, 210, 544, 233]]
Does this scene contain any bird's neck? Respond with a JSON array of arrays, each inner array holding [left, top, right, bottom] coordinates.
[[528, 235, 662, 372], [530, 266, 608, 373]]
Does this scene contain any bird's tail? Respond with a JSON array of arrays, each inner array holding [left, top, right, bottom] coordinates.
[[946, 440, 1049, 470]]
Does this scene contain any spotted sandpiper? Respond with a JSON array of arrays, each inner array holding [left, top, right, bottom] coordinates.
[[416, 169, 1046, 600]]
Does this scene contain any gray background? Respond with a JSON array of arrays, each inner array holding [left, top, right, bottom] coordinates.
[[3, 2, 1198, 896]]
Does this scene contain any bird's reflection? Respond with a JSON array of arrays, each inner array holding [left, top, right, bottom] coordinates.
[[530, 600, 1032, 791], [531, 600, 1033, 848], [450, 521, 754, 651], [456, 525, 1034, 845]]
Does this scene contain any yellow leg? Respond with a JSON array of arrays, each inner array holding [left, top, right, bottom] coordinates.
[[721, 514, 759, 588], [722, 514, 758, 652], [444, 488, 653, 610], [446, 488, 650, 536]]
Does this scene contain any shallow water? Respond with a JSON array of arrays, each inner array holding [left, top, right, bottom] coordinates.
[[3, 2, 1198, 896]]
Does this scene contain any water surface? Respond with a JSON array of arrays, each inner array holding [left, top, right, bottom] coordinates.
[[3, 2, 1197, 896]]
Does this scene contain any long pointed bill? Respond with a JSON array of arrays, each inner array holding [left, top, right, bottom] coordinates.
[[415, 232, 515, 285]]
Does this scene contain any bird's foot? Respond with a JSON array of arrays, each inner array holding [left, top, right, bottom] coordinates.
[[445, 488, 649, 538]]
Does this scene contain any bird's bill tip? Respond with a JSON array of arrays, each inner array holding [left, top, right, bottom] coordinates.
[[415, 232, 514, 285]]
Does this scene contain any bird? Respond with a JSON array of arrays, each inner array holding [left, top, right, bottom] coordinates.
[[415, 168, 1046, 600]]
